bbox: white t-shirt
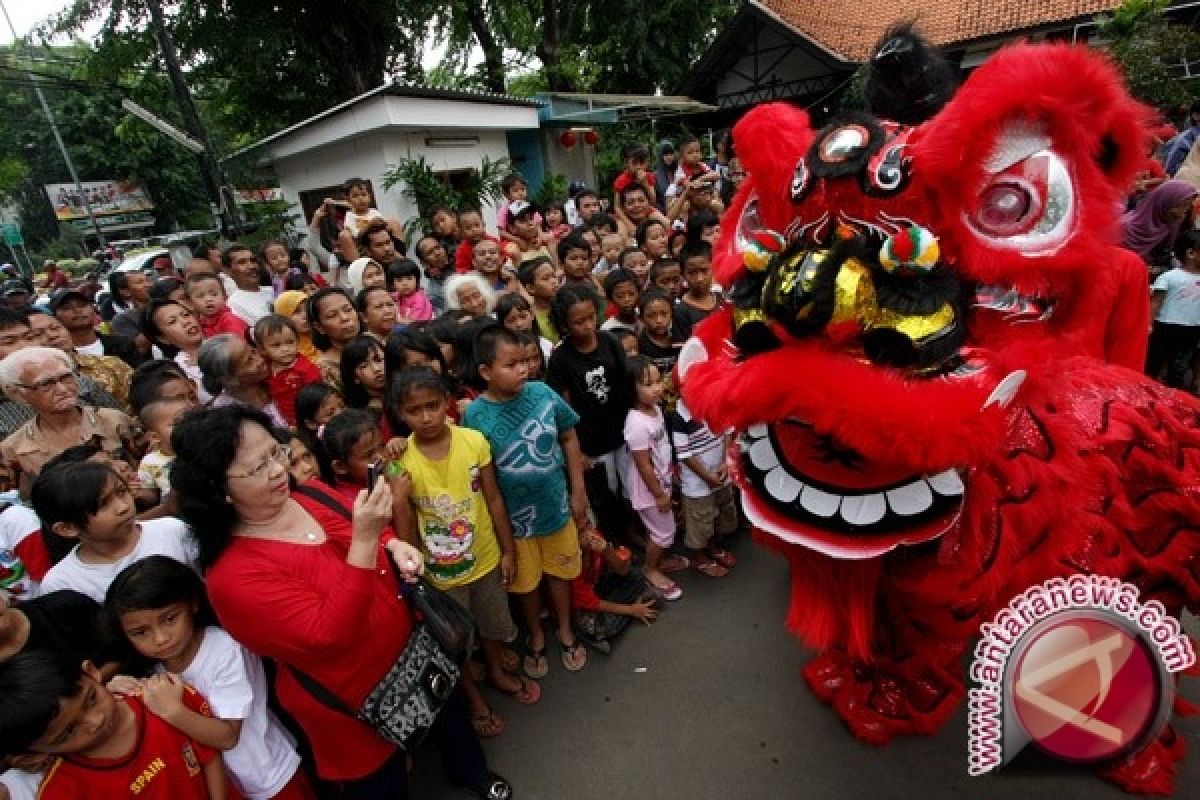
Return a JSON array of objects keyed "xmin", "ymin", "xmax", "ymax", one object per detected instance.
[
  {"xmin": 39, "ymin": 517, "xmax": 197, "ymax": 602},
  {"xmin": 226, "ymin": 287, "xmax": 275, "ymax": 326},
  {"xmin": 0, "ymin": 769, "xmax": 40, "ymax": 800},
  {"xmin": 75, "ymin": 340, "xmax": 105, "ymax": 357},
  {"xmin": 1152, "ymin": 267, "xmax": 1200, "ymax": 325},
  {"xmin": 166, "ymin": 627, "xmax": 301, "ymax": 800},
  {"xmin": 344, "ymin": 208, "xmax": 384, "ymax": 236}
]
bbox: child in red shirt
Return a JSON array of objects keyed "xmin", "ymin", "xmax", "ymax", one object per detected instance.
[
  {"xmin": 256, "ymin": 315, "xmax": 322, "ymax": 427},
  {"xmin": 0, "ymin": 650, "xmax": 235, "ymax": 799},
  {"xmin": 570, "ymin": 526, "xmax": 659, "ymax": 652},
  {"xmin": 454, "ymin": 209, "xmax": 501, "ymax": 274},
  {"xmin": 186, "ymin": 273, "xmax": 248, "ymax": 339}
]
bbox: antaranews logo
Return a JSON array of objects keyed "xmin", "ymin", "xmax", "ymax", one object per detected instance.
[{"xmin": 968, "ymin": 575, "xmax": 1195, "ymax": 776}]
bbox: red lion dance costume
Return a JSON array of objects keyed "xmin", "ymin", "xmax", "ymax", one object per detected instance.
[{"xmin": 677, "ymin": 29, "xmax": 1200, "ymax": 794}]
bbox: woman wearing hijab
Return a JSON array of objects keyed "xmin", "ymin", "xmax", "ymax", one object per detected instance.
[
  {"xmin": 653, "ymin": 140, "xmax": 677, "ymax": 212},
  {"xmin": 1121, "ymin": 179, "xmax": 1198, "ymax": 264}
]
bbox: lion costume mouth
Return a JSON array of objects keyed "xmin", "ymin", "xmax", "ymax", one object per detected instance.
[{"xmin": 737, "ymin": 420, "xmax": 965, "ymax": 559}]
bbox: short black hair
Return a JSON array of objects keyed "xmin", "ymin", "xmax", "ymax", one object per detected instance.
[
  {"xmin": 388, "ymin": 258, "xmax": 421, "ymax": 283},
  {"xmin": 474, "ymin": 323, "xmax": 522, "ymax": 369},
  {"xmin": 635, "ymin": 217, "xmax": 666, "ymax": 247},
  {"xmin": 306, "ymin": 287, "xmax": 356, "ymax": 351},
  {"xmin": 517, "ymin": 255, "xmax": 554, "ymax": 287},
  {"xmin": 384, "ymin": 327, "xmax": 449, "ymax": 378},
  {"xmin": 343, "ymin": 177, "xmax": 371, "ymax": 194},
  {"xmin": 587, "ymin": 213, "xmax": 618, "ymax": 235},
  {"xmin": 253, "ymin": 314, "xmax": 297, "ymax": 344},
  {"xmin": 129, "ymin": 360, "xmax": 190, "ymax": 419},
  {"xmin": 620, "ymin": 183, "xmax": 649, "ymax": 206},
  {"xmin": 493, "ymin": 292, "xmax": 534, "ymax": 328},
  {"xmin": 355, "ymin": 285, "xmax": 392, "ymax": 314},
  {"xmin": 500, "ymin": 173, "xmax": 528, "ymax": 194},
  {"xmin": 221, "ymin": 243, "xmax": 253, "ymax": 269},
  {"xmin": 549, "ymin": 283, "xmax": 601, "ymax": 338},
  {"xmin": 557, "ymin": 232, "xmax": 591, "ymax": 262},
  {"xmin": 623, "ymin": 143, "xmax": 649, "ymax": 161},
  {"xmin": 389, "ymin": 366, "xmax": 448, "ymax": 410},
  {"xmin": 149, "ymin": 277, "xmax": 183, "ymax": 302},
  {"xmin": 31, "ymin": 461, "xmax": 121, "ymax": 537},
  {"xmin": 639, "ymin": 286, "xmax": 673, "ymax": 315},
  {"xmin": 0, "ymin": 649, "xmax": 85, "ymax": 756},
  {"xmin": 648, "ymin": 258, "xmax": 681, "ymax": 284},
  {"xmin": 107, "ymin": 270, "xmax": 129, "ymax": 298},
  {"xmin": 0, "ymin": 306, "xmax": 29, "ymax": 331},
  {"xmin": 1174, "ymin": 228, "xmax": 1200, "ymax": 263},
  {"xmin": 680, "ymin": 239, "xmax": 713, "ymax": 268},
  {"xmin": 603, "ymin": 268, "xmax": 638, "ymax": 299},
  {"xmin": 575, "ymin": 188, "xmax": 598, "ymax": 205}
]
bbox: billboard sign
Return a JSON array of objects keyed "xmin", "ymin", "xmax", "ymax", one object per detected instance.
[{"xmin": 45, "ymin": 181, "xmax": 154, "ymax": 222}]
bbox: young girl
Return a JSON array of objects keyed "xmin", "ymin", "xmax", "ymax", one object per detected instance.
[
  {"xmin": 105, "ymin": 556, "xmax": 312, "ymax": 800},
  {"xmin": 357, "ymin": 286, "xmax": 399, "ymax": 340},
  {"xmin": 31, "ymin": 460, "xmax": 195, "ymax": 602},
  {"xmin": 513, "ymin": 330, "xmax": 546, "ymax": 381},
  {"xmin": 546, "ymin": 284, "xmax": 633, "ymax": 550},
  {"xmin": 601, "ymin": 268, "xmax": 641, "ymax": 333},
  {"xmin": 389, "ymin": 369, "xmax": 536, "ymax": 739},
  {"xmin": 307, "ymin": 287, "xmax": 363, "ymax": 388},
  {"xmin": 637, "ymin": 287, "xmax": 681, "ymax": 379},
  {"xmin": 294, "ymin": 382, "xmax": 344, "ymax": 482},
  {"xmin": 621, "ymin": 356, "xmax": 682, "ymax": 600},
  {"xmin": 635, "ymin": 218, "xmax": 670, "ymax": 262},
  {"xmin": 494, "ymin": 292, "xmax": 553, "ymax": 361},
  {"xmin": 273, "ymin": 290, "xmax": 319, "ymax": 360},
  {"xmin": 254, "ymin": 314, "xmax": 322, "ymax": 427},
  {"xmin": 542, "ymin": 203, "xmax": 570, "ymax": 241},
  {"xmin": 260, "ymin": 239, "xmax": 292, "ymax": 295},
  {"xmin": 278, "ymin": 429, "xmax": 319, "ymax": 487},
  {"xmin": 383, "ymin": 327, "xmax": 475, "ymax": 426},
  {"xmin": 618, "ymin": 246, "xmax": 651, "ymax": 290},
  {"xmin": 390, "ymin": 259, "xmax": 434, "ymax": 325},
  {"xmin": 339, "ymin": 335, "xmax": 388, "ymax": 420}
]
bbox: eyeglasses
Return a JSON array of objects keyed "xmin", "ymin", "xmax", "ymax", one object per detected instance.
[
  {"xmin": 16, "ymin": 371, "xmax": 77, "ymax": 392},
  {"xmin": 226, "ymin": 444, "xmax": 291, "ymax": 480}
]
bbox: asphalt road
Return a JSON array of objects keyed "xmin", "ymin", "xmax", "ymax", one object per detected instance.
[{"xmin": 412, "ymin": 533, "xmax": 1200, "ymax": 800}]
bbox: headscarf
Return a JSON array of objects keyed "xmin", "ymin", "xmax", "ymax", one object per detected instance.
[
  {"xmin": 345, "ymin": 257, "xmax": 381, "ymax": 294},
  {"xmin": 1121, "ymin": 179, "xmax": 1198, "ymax": 258},
  {"xmin": 273, "ymin": 290, "xmax": 318, "ymax": 360}
]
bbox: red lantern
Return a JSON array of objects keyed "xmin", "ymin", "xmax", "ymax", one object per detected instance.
[
  {"xmin": 584, "ymin": 129, "xmax": 599, "ymax": 146},
  {"xmin": 559, "ymin": 130, "xmax": 577, "ymax": 148}
]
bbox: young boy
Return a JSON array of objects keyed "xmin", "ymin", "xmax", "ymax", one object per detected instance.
[
  {"xmin": 495, "ymin": 173, "xmax": 542, "ymax": 240},
  {"xmin": 673, "ymin": 240, "xmax": 722, "ymax": 340},
  {"xmin": 335, "ymin": 178, "xmax": 404, "ymax": 264},
  {"xmin": 648, "ymin": 258, "xmax": 684, "ymax": 302},
  {"xmin": 136, "ymin": 397, "xmax": 194, "ymax": 506},
  {"xmin": 0, "ymin": 650, "xmax": 232, "ymax": 799},
  {"xmin": 557, "ymin": 233, "xmax": 595, "ymax": 289},
  {"xmin": 185, "ymin": 273, "xmax": 247, "ymax": 339},
  {"xmin": 463, "ymin": 325, "xmax": 591, "ymax": 674},
  {"xmin": 518, "ymin": 256, "xmax": 560, "ymax": 343},
  {"xmin": 255, "ymin": 315, "xmax": 322, "ymax": 426},
  {"xmin": 601, "ymin": 268, "xmax": 641, "ymax": 334},
  {"xmin": 1147, "ymin": 228, "xmax": 1200, "ymax": 389},
  {"xmin": 454, "ymin": 208, "xmax": 500, "ymax": 274},
  {"xmin": 571, "ymin": 527, "xmax": 659, "ymax": 652},
  {"xmin": 612, "ymin": 143, "xmax": 656, "ymax": 201},
  {"xmin": 668, "ymin": 395, "xmax": 739, "ymax": 578},
  {"xmin": 429, "ymin": 205, "xmax": 461, "ymax": 265}
]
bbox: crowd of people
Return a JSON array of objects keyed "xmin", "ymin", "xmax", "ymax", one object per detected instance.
[{"xmin": 0, "ymin": 136, "xmax": 748, "ymax": 800}]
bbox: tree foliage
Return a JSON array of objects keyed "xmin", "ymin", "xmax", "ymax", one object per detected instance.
[{"xmin": 1096, "ymin": 0, "xmax": 1200, "ymax": 109}]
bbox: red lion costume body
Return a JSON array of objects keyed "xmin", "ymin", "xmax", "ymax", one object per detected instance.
[{"xmin": 678, "ymin": 34, "xmax": 1200, "ymax": 794}]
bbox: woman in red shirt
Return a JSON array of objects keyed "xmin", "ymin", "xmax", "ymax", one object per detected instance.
[{"xmin": 169, "ymin": 405, "xmax": 512, "ymax": 800}]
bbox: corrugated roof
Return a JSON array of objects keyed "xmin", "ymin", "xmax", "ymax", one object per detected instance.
[
  {"xmin": 755, "ymin": 0, "xmax": 1123, "ymax": 62},
  {"xmin": 227, "ymin": 82, "xmax": 542, "ymax": 161}
]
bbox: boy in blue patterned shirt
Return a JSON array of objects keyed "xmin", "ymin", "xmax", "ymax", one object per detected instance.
[{"xmin": 463, "ymin": 324, "xmax": 592, "ymax": 674}]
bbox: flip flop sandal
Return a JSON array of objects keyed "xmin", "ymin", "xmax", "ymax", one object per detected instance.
[
  {"xmin": 470, "ymin": 710, "xmax": 505, "ymax": 738},
  {"xmin": 491, "ymin": 674, "xmax": 542, "ymax": 705},
  {"xmin": 645, "ymin": 577, "xmax": 683, "ymax": 601},
  {"xmin": 693, "ymin": 558, "xmax": 730, "ymax": 578},
  {"xmin": 522, "ymin": 639, "xmax": 549, "ymax": 679},
  {"xmin": 707, "ymin": 547, "xmax": 737, "ymax": 568},
  {"xmin": 660, "ymin": 554, "xmax": 691, "ymax": 573},
  {"xmin": 558, "ymin": 635, "xmax": 588, "ymax": 671}
]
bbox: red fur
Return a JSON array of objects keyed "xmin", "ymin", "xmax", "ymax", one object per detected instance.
[{"xmin": 686, "ymin": 41, "xmax": 1197, "ymax": 795}]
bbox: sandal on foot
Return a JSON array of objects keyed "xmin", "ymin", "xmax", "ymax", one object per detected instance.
[
  {"xmin": 660, "ymin": 554, "xmax": 691, "ymax": 573},
  {"xmin": 470, "ymin": 710, "xmax": 505, "ymax": 738},
  {"xmin": 693, "ymin": 557, "xmax": 730, "ymax": 578},
  {"xmin": 471, "ymin": 771, "xmax": 513, "ymax": 800},
  {"xmin": 491, "ymin": 674, "xmax": 541, "ymax": 705},
  {"xmin": 558, "ymin": 635, "xmax": 588, "ymax": 671},
  {"xmin": 707, "ymin": 547, "xmax": 737, "ymax": 568},
  {"xmin": 646, "ymin": 577, "xmax": 683, "ymax": 601},
  {"xmin": 522, "ymin": 639, "xmax": 549, "ymax": 679}
]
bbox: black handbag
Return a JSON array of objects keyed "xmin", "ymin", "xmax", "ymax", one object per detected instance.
[{"xmin": 289, "ymin": 483, "xmax": 476, "ymax": 750}]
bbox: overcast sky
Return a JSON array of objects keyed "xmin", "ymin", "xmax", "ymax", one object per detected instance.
[{"xmin": 0, "ymin": 0, "xmax": 82, "ymax": 45}]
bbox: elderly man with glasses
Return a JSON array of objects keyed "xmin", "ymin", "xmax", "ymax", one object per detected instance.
[{"xmin": 0, "ymin": 346, "xmax": 134, "ymax": 497}]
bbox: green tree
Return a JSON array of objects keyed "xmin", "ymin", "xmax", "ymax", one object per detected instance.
[{"xmin": 1096, "ymin": 0, "xmax": 1200, "ymax": 108}]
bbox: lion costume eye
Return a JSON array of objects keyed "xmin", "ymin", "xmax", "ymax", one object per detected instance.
[{"xmin": 966, "ymin": 124, "xmax": 1075, "ymax": 256}]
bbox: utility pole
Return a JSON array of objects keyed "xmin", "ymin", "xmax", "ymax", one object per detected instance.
[
  {"xmin": 146, "ymin": 0, "xmax": 235, "ymax": 237},
  {"xmin": 0, "ymin": 0, "xmax": 108, "ymax": 249}
]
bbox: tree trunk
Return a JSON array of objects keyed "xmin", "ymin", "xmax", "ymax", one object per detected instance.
[
  {"xmin": 536, "ymin": 0, "xmax": 576, "ymax": 92},
  {"xmin": 464, "ymin": 0, "xmax": 506, "ymax": 93}
]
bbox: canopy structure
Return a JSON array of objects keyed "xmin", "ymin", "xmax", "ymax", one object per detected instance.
[{"xmin": 537, "ymin": 92, "xmax": 717, "ymax": 125}]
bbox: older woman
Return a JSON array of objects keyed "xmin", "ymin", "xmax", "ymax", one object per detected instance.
[
  {"xmin": 307, "ymin": 287, "xmax": 363, "ymax": 388},
  {"xmin": 197, "ymin": 333, "xmax": 287, "ymax": 428},
  {"xmin": 170, "ymin": 406, "xmax": 510, "ymax": 799},
  {"xmin": 141, "ymin": 297, "xmax": 209, "ymax": 403},
  {"xmin": 0, "ymin": 346, "xmax": 134, "ymax": 497},
  {"xmin": 443, "ymin": 273, "xmax": 495, "ymax": 319}
]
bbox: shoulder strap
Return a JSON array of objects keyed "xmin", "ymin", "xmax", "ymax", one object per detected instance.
[
  {"xmin": 287, "ymin": 664, "xmax": 360, "ymax": 717},
  {"xmin": 293, "ymin": 483, "xmax": 352, "ymax": 521}
]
